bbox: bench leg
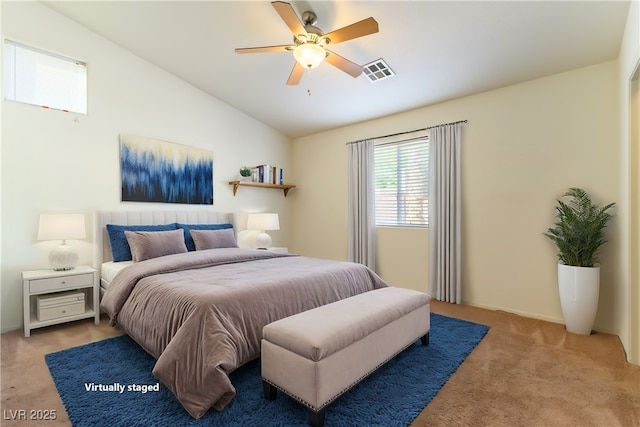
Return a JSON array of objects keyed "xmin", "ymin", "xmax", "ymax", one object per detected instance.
[
  {"xmin": 421, "ymin": 332, "xmax": 430, "ymax": 346},
  {"xmin": 263, "ymin": 380, "xmax": 277, "ymax": 401},
  {"xmin": 309, "ymin": 408, "xmax": 325, "ymax": 427}
]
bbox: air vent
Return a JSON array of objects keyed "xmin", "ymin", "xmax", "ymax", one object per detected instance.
[{"xmin": 363, "ymin": 58, "xmax": 395, "ymax": 83}]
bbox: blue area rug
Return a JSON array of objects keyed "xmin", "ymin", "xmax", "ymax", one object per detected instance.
[{"xmin": 46, "ymin": 313, "xmax": 488, "ymax": 427}]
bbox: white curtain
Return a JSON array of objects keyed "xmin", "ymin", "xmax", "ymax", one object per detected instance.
[
  {"xmin": 428, "ymin": 123, "xmax": 462, "ymax": 303},
  {"xmin": 348, "ymin": 139, "xmax": 376, "ymax": 270}
]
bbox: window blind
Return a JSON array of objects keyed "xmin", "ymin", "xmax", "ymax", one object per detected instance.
[
  {"xmin": 374, "ymin": 137, "xmax": 429, "ymax": 227},
  {"xmin": 3, "ymin": 39, "xmax": 87, "ymax": 114}
]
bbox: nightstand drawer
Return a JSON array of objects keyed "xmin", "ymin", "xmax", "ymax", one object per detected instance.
[{"xmin": 29, "ymin": 273, "xmax": 93, "ymax": 293}]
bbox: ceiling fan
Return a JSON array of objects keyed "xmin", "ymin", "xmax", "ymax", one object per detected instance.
[{"xmin": 235, "ymin": 1, "xmax": 379, "ymax": 85}]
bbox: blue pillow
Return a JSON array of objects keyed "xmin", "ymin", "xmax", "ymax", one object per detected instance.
[
  {"xmin": 106, "ymin": 223, "xmax": 178, "ymax": 262},
  {"xmin": 177, "ymin": 223, "xmax": 234, "ymax": 251}
]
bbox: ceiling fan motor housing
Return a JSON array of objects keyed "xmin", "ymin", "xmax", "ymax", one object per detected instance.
[
  {"xmin": 301, "ymin": 11, "xmax": 324, "ymax": 37},
  {"xmin": 301, "ymin": 11, "xmax": 317, "ymax": 26}
]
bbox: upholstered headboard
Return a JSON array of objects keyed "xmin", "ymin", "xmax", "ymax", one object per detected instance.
[{"xmin": 94, "ymin": 210, "xmax": 236, "ymax": 265}]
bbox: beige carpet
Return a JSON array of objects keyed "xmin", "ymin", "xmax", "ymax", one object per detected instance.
[
  {"xmin": 1, "ymin": 301, "xmax": 638, "ymax": 427},
  {"xmin": 413, "ymin": 302, "xmax": 640, "ymax": 427}
]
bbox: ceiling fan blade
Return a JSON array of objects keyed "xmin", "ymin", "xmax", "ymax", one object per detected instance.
[
  {"xmin": 323, "ymin": 17, "xmax": 379, "ymax": 45},
  {"xmin": 235, "ymin": 45, "xmax": 292, "ymax": 54},
  {"xmin": 272, "ymin": 1, "xmax": 306, "ymax": 36},
  {"xmin": 325, "ymin": 50, "xmax": 363, "ymax": 78},
  {"xmin": 287, "ymin": 62, "xmax": 306, "ymax": 85}
]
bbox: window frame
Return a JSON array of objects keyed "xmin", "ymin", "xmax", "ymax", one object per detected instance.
[{"xmin": 3, "ymin": 39, "xmax": 87, "ymax": 114}]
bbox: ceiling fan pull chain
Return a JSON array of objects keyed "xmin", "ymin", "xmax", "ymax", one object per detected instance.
[{"xmin": 305, "ymin": 68, "xmax": 312, "ymax": 96}]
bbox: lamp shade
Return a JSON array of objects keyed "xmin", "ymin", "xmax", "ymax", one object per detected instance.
[
  {"xmin": 38, "ymin": 213, "xmax": 86, "ymax": 241},
  {"xmin": 246, "ymin": 213, "xmax": 280, "ymax": 232},
  {"xmin": 37, "ymin": 213, "xmax": 86, "ymax": 270},
  {"xmin": 246, "ymin": 213, "xmax": 280, "ymax": 249},
  {"xmin": 293, "ymin": 43, "xmax": 326, "ymax": 69}
]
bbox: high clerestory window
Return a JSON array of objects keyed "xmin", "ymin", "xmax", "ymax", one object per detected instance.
[
  {"xmin": 374, "ymin": 137, "xmax": 429, "ymax": 227},
  {"xmin": 3, "ymin": 39, "xmax": 87, "ymax": 114}
]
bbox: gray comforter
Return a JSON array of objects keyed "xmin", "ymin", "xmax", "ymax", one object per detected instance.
[{"xmin": 100, "ymin": 248, "xmax": 388, "ymax": 419}]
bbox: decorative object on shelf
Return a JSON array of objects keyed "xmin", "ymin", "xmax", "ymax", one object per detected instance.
[
  {"xmin": 239, "ymin": 166, "xmax": 252, "ymax": 181},
  {"xmin": 228, "ymin": 181, "xmax": 296, "ymax": 197},
  {"xmin": 120, "ymin": 134, "xmax": 213, "ymax": 205},
  {"xmin": 37, "ymin": 213, "xmax": 86, "ymax": 271},
  {"xmin": 247, "ymin": 213, "xmax": 280, "ymax": 249},
  {"xmin": 544, "ymin": 188, "xmax": 615, "ymax": 335}
]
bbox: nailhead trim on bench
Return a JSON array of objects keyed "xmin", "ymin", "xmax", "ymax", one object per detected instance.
[{"xmin": 262, "ymin": 331, "xmax": 429, "ymax": 413}]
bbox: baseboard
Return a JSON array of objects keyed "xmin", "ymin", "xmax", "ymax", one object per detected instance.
[
  {"xmin": 462, "ymin": 301, "xmax": 620, "ymax": 336},
  {"xmin": 462, "ymin": 301, "xmax": 564, "ymax": 324}
]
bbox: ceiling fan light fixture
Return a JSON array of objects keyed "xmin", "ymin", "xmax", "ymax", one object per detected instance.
[
  {"xmin": 293, "ymin": 43, "xmax": 326, "ymax": 69},
  {"xmin": 235, "ymin": 2, "xmax": 379, "ymax": 85}
]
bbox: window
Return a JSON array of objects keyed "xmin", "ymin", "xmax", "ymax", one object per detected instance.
[
  {"xmin": 374, "ymin": 137, "xmax": 429, "ymax": 227},
  {"xmin": 3, "ymin": 39, "xmax": 87, "ymax": 114}
]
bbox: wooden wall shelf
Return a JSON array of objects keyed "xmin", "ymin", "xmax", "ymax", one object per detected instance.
[{"xmin": 229, "ymin": 181, "xmax": 296, "ymax": 197}]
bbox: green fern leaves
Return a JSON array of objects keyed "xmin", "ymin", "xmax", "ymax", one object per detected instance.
[{"xmin": 544, "ymin": 188, "xmax": 615, "ymax": 267}]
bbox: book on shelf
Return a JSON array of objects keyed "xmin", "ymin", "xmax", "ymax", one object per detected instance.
[
  {"xmin": 253, "ymin": 164, "xmax": 285, "ymax": 185},
  {"xmin": 255, "ymin": 165, "xmax": 269, "ymax": 183},
  {"xmin": 266, "ymin": 165, "xmax": 273, "ymax": 184}
]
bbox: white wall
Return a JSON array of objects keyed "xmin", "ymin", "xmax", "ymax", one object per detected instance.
[
  {"xmin": 291, "ymin": 60, "xmax": 621, "ymax": 332},
  {"xmin": 0, "ymin": 2, "xmax": 293, "ymax": 332}
]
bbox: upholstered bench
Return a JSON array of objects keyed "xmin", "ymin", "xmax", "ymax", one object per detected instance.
[{"xmin": 261, "ymin": 286, "xmax": 431, "ymax": 427}]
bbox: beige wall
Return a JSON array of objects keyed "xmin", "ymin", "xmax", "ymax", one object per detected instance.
[{"xmin": 292, "ymin": 61, "xmax": 620, "ymax": 332}]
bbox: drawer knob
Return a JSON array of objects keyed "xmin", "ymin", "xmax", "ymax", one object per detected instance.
[{"xmin": 61, "ymin": 281, "xmax": 66, "ymax": 285}]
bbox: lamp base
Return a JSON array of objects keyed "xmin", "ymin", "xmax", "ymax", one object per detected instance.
[
  {"xmin": 255, "ymin": 232, "xmax": 272, "ymax": 249},
  {"xmin": 49, "ymin": 241, "xmax": 79, "ymax": 271}
]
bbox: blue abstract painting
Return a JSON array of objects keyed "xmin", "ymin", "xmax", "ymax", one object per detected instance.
[{"xmin": 120, "ymin": 135, "xmax": 214, "ymax": 205}]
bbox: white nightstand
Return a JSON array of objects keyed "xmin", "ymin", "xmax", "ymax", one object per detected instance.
[{"xmin": 22, "ymin": 265, "xmax": 99, "ymax": 337}]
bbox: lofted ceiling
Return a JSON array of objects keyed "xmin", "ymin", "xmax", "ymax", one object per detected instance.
[{"xmin": 42, "ymin": 1, "xmax": 630, "ymax": 138}]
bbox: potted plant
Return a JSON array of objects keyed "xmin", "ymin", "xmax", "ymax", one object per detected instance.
[
  {"xmin": 544, "ymin": 188, "xmax": 615, "ymax": 335},
  {"xmin": 239, "ymin": 166, "xmax": 252, "ymax": 181}
]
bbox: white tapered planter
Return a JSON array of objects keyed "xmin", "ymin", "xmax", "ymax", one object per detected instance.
[{"xmin": 557, "ymin": 263, "xmax": 600, "ymax": 335}]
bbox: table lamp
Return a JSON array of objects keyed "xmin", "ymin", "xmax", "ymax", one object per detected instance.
[
  {"xmin": 246, "ymin": 213, "xmax": 280, "ymax": 249},
  {"xmin": 37, "ymin": 213, "xmax": 86, "ymax": 270}
]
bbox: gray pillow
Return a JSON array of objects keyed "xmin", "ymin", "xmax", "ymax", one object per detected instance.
[
  {"xmin": 190, "ymin": 229, "xmax": 238, "ymax": 250},
  {"xmin": 124, "ymin": 229, "xmax": 188, "ymax": 262}
]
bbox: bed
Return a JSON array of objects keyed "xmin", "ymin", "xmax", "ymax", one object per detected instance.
[{"xmin": 96, "ymin": 210, "xmax": 389, "ymax": 419}]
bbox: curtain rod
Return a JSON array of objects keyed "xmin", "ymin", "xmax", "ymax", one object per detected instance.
[
  {"xmin": 346, "ymin": 120, "xmax": 467, "ymax": 145},
  {"xmin": 426, "ymin": 119, "xmax": 468, "ymax": 130}
]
